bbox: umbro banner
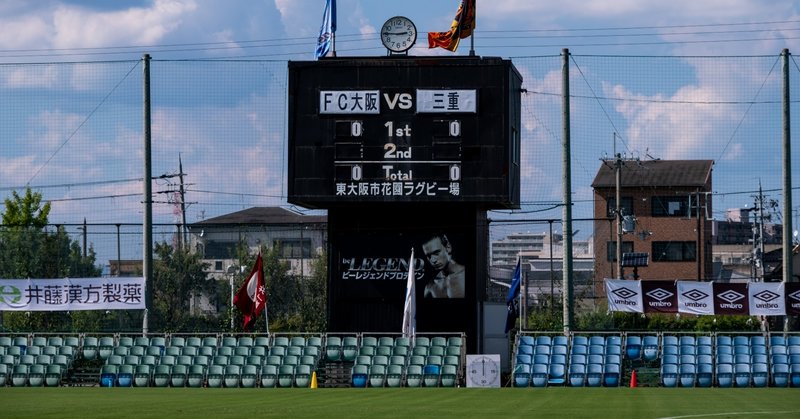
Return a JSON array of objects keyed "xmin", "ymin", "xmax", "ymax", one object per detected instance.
[
  {"xmin": 748, "ymin": 282, "xmax": 785, "ymax": 316},
  {"xmin": 786, "ymin": 282, "xmax": 800, "ymax": 316},
  {"xmin": 605, "ymin": 279, "xmax": 643, "ymax": 313},
  {"xmin": 605, "ymin": 279, "xmax": 790, "ymax": 316},
  {"xmin": 712, "ymin": 283, "xmax": 749, "ymax": 316},
  {"xmin": 641, "ymin": 280, "xmax": 677, "ymax": 313},
  {"xmin": 677, "ymin": 281, "xmax": 714, "ymax": 315}
]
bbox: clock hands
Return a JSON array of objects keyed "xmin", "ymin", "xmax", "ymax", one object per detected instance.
[{"xmin": 382, "ymin": 31, "xmax": 411, "ymax": 36}]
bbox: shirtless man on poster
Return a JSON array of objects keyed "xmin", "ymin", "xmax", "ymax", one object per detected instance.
[{"xmin": 421, "ymin": 234, "xmax": 465, "ymax": 298}]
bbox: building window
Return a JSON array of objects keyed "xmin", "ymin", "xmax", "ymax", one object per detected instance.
[
  {"xmin": 273, "ymin": 238, "xmax": 312, "ymax": 258},
  {"xmin": 606, "ymin": 241, "xmax": 633, "ymax": 261},
  {"xmin": 214, "ymin": 261, "xmax": 223, "ymax": 271},
  {"xmin": 606, "ymin": 197, "xmax": 633, "ymax": 218},
  {"xmin": 651, "ymin": 196, "xmax": 695, "ymax": 217},
  {"xmin": 652, "ymin": 241, "xmax": 696, "ymax": 262}
]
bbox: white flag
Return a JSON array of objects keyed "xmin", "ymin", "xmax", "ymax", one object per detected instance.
[
  {"xmin": 402, "ymin": 248, "xmax": 416, "ymax": 337},
  {"xmin": 605, "ymin": 279, "xmax": 643, "ymax": 313},
  {"xmin": 677, "ymin": 281, "xmax": 714, "ymax": 315},
  {"xmin": 748, "ymin": 282, "xmax": 786, "ymax": 316}
]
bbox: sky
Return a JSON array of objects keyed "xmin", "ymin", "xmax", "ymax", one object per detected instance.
[{"xmin": 1, "ymin": 0, "xmax": 800, "ymax": 264}]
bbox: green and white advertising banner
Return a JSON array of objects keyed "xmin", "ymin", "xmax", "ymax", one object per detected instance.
[{"xmin": 0, "ymin": 277, "xmax": 145, "ymax": 311}]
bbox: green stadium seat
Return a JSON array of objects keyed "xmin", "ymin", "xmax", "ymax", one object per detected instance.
[
  {"xmin": 282, "ymin": 355, "xmax": 298, "ymax": 366},
  {"xmin": 278, "ymin": 365, "xmax": 295, "ymax": 388},
  {"xmin": 171, "ymin": 364, "xmax": 188, "ymax": 387},
  {"xmin": 287, "ymin": 346, "xmax": 303, "ymax": 357},
  {"xmin": 250, "ymin": 346, "xmax": 267, "ymax": 358},
  {"xmin": 359, "ymin": 346, "xmax": 375, "ymax": 357},
  {"xmin": 52, "ymin": 354, "xmax": 69, "ymax": 369},
  {"xmin": 170, "ymin": 336, "xmax": 186, "ymax": 348},
  {"xmin": 117, "ymin": 364, "xmax": 134, "ymax": 387},
  {"xmin": 206, "ymin": 365, "xmax": 224, "ymax": 388},
  {"xmin": 46, "ymin": 336, "xmax": 63, "ymax": 347},
  {"xmin": 376, "ymin": 346, "xmax": 392, "ymax": 357},
  {"xmin": 193, "ymin": 355, "xmax": 210, "ymax": 367},
  {"xmin": 12, "ymin": 336, "xmax": 28, "ymax": 347},
  {"xmin": 202, "ymin": 336, "xmax": 218, "ymax": 348},
  {"xmin": 160, "ymin": 355, "xmax": 176, "ymax": 366},
  {"xmin": 146, "ymin": 345, "xmax": 163, "ymax": 358},
  {"xmin": 378, "ymin": 337, "xmax": 394, "ymax": 347},
  {"xmin": 134, "ymin": 364, "xmax": 151, "ymax": 387},
  {"xmin": 447, "ymin": 337, "xmax": 463, "ymax": 348},
  {"xmin": 216, "ymin": 346, "xmax": 233, "ymax": 357},
  {"xmin": 238, "ymin": 336, "xmax": 254, "ymax": 347},
  {"xmin": 361, "ymin": 337, "xmax": 378, "ymax": 348},
  {"xmin": 299, "ymin": 355, "xmax": 316, "ymax": 367},
  {"xmin": 0, "ymin": 364, "xmax": 8, "ymax": 387},
  {"xmin": 106, "ymin": 355, "xmax": 123, "ymax": 366},
  {"xmin": 234, "ymin": 346, "xmax": 250, "ymax": 357},
  {"xmin": 355, "ymin": 355, "xmax": 371, "ymax": 367},
  {"xmin": 294, "ymin": 364, "xmax": 312, "ymax": 387},
  {"xmin": 0, "ymin": 336, "xmax": 12, "ymax": 346},
  {"xmin": 303, "ymin": 346, "xmax": 320, "ymax": 361},
  {"xmin": 265, "ymin": 355, "xmax": 282, "ymax": 367},
  {"xmin": 187, "ymin": 364, "xmax": 206, "ymax": 388},
  {"xmin": 440, "ymin": 364, "xmax": 457, "ymax": 387},
  {"xmin": 342, "ymin": 337, "xmax": 358, "ymax": 362},
  {"xmin": 241, "ymin": 364, "xmax": 259, "ymax": 388},
  {"xmin": 224, "ymin": 364, "xmax": 241, "ymax": 388},
  {"xmin": 130, "ymin": 345, "xmax": 145, "ymax": 357},
  {"xmin": 32, "ymin": 336, "xmax": 47, "ymax": 347},
  {"xmin": 307, "ymin": 336, "xmax": 322, "ymax": 348},
  {"xmin": 443, "ymin": 355, "xmax": 459, "ymax": 366},
  {"xmin": 152, "ymin": 365, "xmax": 171, "ymax": 387},
  {"xmin": 28, "ymin": 364, "xmax": 45, "ymax": 387},
  {"xmin": 369, "ymin": 364, "xmax": 386, "ymax": 387},
  {"xmin": 198, "ymin": 346, "xmax": 215, "ymax": 358},
  {"xmin": 134, "ymin": 336, "xmax": 150, "ymax": 347},
  {"xmin": 186, "ymin": 337, "xmax": 202, "ymax": 348},
  {"xmin": 394, "ymin": 337, "xmax": 410, "ymax": 349},
  {"xmin": 182, "ymin": 346, "xmax": 198, "ymax": 357},
  {"xmin": 247, "ymin": 355, "xmax": 264, "ymax": 366},
  {"xmin": 229, "ymin": 355, "xmax": 246, "ymax": 366},
  {"xmin": 27, "ymin": 345, "xmax": 42, "ymax": 356},
  {"xmin": 12, "ymin": 364, "xmax": 29, "ymax": 386},
  {"xmin": 150, "ymin": 336, "xmax": 166, "ymax": 348},
  {"xmin": 431, "ymin": 337, "xmax": 447, "ymax": 347},
  {"xmin": 411, "ymin": 346, "xmax": 428, "ymax": 357},
  {"xmin": 35, "ymin": 354, "xmax": 52, "ymax": 365},
  {"xmin": 221, "ymin": 336, "xmax": 237, "ymax": 348},
  {"xmin": 164, "ymin": 346, "xmax": 181, "ymax": 357},
  {"xmin": 112, "ymin": 346, "xmax": 129, "ymax": 357},
  {"xmin": 211, "ymin": 355, "xmax": 228, "ymax": 366},
  {"xmin": 124, "ymin": 355, "xmax": 140, "ymax": 366},
  {"xmin": 260, "ymin": 364, "xmax": 278, "ymax": 388},
  {"xmin": 386, "ymin": 364, "xmax": 403, "ymax": 387},
  {"xmin": 64, "ymin": 336, "xmax": 80, "ymax": 349},
  {"xmin": 392, "ymin": 346, "xmax": 409, "ymax": 358},
  {"xmin": 290, "ymin": 337, "xmax": 305, "ymax": 347},
  {"xmin": 140, "ymin": 355, "xmax": 157, "ymax": 367},
  {"xmin": 273, "ymin": 336, "xmax": 289, "ymax": 348},
  {"xmin": 176, "ymin": 355, "xmax": 193, "ymax": 366},
  {"xmin": 446, "ymin": 346, "xmax": 461, "ymax": 357},
  {"xmin": 44, "ymin": 364, "xmax": 62, "ymax": 387},
  {"xmin": 118, "ymin": 336, "xmax": 134, "ymax": 348},
  {"xmin": 405, "ymin": 365, "xmax": 422, "ymax": 387},
  {"xmin": 97, "ymin": 337, "xmax": 115, "ymax": 361},
  {"xmin": 253, "ymin": 336, "xmax": 269, "ymax": 348}
]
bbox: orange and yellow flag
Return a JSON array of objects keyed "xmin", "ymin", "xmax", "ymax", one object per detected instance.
[{"xmin": 427, "ymin": 0, "xmax": 476, "ymax": 52}]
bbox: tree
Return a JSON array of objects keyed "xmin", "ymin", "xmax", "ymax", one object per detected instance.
[
  {"xmin": 151, "ymin": 242, "xmax": 213, "ymax": 331},
  {"xmin": 1, "ymin": 188, "xmax": 101, "ymax": 332}
]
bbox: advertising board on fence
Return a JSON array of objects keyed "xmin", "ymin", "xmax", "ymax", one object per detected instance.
[{"xmin": 0, "ymin": 277, "xmax": 145, "ymax": 311}]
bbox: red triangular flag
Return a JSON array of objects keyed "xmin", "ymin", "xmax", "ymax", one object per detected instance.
[{"xmin": 233, "ymin": 253, "xmax": 266, "ymax": 330}]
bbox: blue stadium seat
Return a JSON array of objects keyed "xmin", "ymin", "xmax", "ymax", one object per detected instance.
[
  {"xmin": 661, "ymin": 363, "xmax": 678, "ymax": 387},
  {"xmin": 678, "ymin": 364, "xmax": 695, "ymax": 387},
  {"xmin": 99, "ymin": 365, "xmax": 116, "ymax": 388},
  {"xmin": 548, "ymin": 362, "xmax": 567, "ymax": 385},
  {"xmin": 568, "ymin": 363, "xmax": 585, "ymax": 387},
  {"xmin": 624, "ymin": 335, "xmax": 642, "ymax": 360},
  {"xmin": 513, "ymin": 363, "xmax": 530, "ymax": 387},
  {"xmin": 751, "ymin": 363, "xmax": 768, "ymax": 388},
  {"xmin": 530, "ymin": 363, "xmax": 548, "ymax": 387},
  {"xmin": 422, "ymin": 364, "xmax": 440, "ymax": 387},
  {"xmin": 585, "ymin": 363, "xmax": 603, "ymax": 387},
  {"xmin": 790, "ymin": 364, "xmax": 800, "ymax": 388},
  {"xmin": 696, "ymin": 363, "xmax": 713, "ymax": 388},
  {"xmin": 733, "ymin": 363, "xmax": 750, "ymax": 387},
  {"xmin": 772, "ymin": 363, "xmax": 789, "ymax": 387}
]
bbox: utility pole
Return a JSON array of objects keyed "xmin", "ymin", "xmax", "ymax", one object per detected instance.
[
  {"xmin": 178, "ymin": 154, "xmax": 188, "ymax": 248},
  {"xmin": 561, "ymin": 48, "xmax": 574, "ymax": 333}
]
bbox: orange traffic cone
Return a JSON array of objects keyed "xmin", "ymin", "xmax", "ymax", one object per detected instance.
[
  {"xmin": 310, "ymin": 371, "xmax": 318, "ymax": 389},
  {"xmin": 629, "ymin": 369, "xmax": 637, "ymax": 388}
]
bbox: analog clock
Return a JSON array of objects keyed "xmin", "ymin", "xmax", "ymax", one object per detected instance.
[
  {"xmin": 381, "ymin": 16, "xmax": 417, "ymax": 54},
  {"xmin": 466, "ymin": 354, "xmax": 501, "ymax": 388}
]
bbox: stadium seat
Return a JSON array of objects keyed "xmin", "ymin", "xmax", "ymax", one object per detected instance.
[
  {"xmin": 260, "ymin": 364, "xmax": 278, "ymax": 388},
  {"xmin": 186, "ymin": 364, "xmax": 205, "ymax": 388},
  {"xmin": 28, "ymin": 364, "xmax": 45, "ymax": 387},
  {"xmin": 790, "ymin": 364, "xmax": 800, "ymax": 388},
  {"xmin": 278, "ymin": 364, "xmax": 295, "ymax": 388},
  {"xmin": 549, "ymin": 362, "xmax": 567, "ymax": 386},
  {"xmin": 386, "ymin": 364, "xmax": 404, "ymax": 388},
  {"xmin": 751, "ymin": 363, "xmax": 768, "ymax": 388},
  {"xmin": 203, "ymin": 336, "xmax": 219, "ymax": 348},
  {"xmin": 206, "ymin": 365, "xmax": 224, "ymax": 388},
  {"xmin": 234, "ymin": 346, "xmax": 250, "ymax": 358},
  {"xmin": 422, "ymin": 364, "xmax": 440, "ymax": 387},
  {"xmin": 240, "ymin": 364, "xmax": 259, "ymax": 388},
  {"xmin": 733, "ymin": 363, "xmax": 751, "ymax": 387},
  {"xmin": 393, "ymin": 346, "xmax": 410, "ymax": 358},
  {"xmin": 625, "ymin": 335, "xmax": 642, "ymax": 360},
  {"xmin": 772, "ymin": 363, "xmax": 789, "ymax": 387},
  {"xmin": 661, "ymin": 363, "xmax": 678, "ymax": 387},
  {"xmin": 513, "ymin": 363, "xmax": 531, "ymax": 387},
  {"xmin": 585, "ymin": 363, "xmax": 603, "ymax": 387},
  {"xmin": 170, "ymin": 364, "xmax": 187, "ymax": 387},
  {"xmin": 351, "ymin": 364, "xmax": 368, "ymax": 388},
  {"xmin": 116, "ymin": 364, "xmax": 134, "ymax": 387},
  {"xmin": 431, "ymin": 337, "xmax": 447, "ymax": 347},
  {"xmin": 571, "ymin": 336, "xmax": 588, "ymax": 347},
  {"xmin": 223, "ymin": 364, "xmax": 241, "ymax": 388},
  {"xmin": 325, "ymin": 336, "xmax": 342, "ymax": 361},
  {"xmin": 770, "ymin": 335, "xmax": 786, "ymax": 347},
  {"xmin": 291, "ymin": 364, "xmax": 311, "ymax": 388},
  {"xmin": 696, "ymin": 363, "xmax": 713, "ymax": 388},
  {"xmin": 152, "ymin": 364, "xmax": 171, "ymax": 387},
  {"xmin": 405, "ymin": 365, "xmax": 422, "ymax": 387},
  {"xmin": 221, "ymin": 336, "xmax": 237, "ymax": 348},
  {"xmin": 99, "ymin": 364, "xmax": 117, "ymax": 388},
  {"xmin": 362, "ymin": 336, "xmax": 378, "ymax": 348},
  {"xmin": 642, "ymin": 335, "xmax": 659, "ymax": 361},
  {"xmin": 678, "ymin": 364, "xmax": 695, "ymax": 387},
  {"xmin": 531, "ymin": 363, "xmax": 549, "ymax": 387},
  {"xmin": 237, "ymin": 336, "xmax": 254, "ymax": 348},
  {"xmin": 568, "ymin": 363, "xmax": 585, "ymax": 387},
  {"xmin": 519, "ymin": 335, "xmax": 535, "ymax": 347},
  {"xmin": 342, "ymin": 337, "xmax": 359, "ymax": 362},
  {"xmin": 134, "ymin": 364, "xmax": 152, "ymax": 387},
  {"xmin": 44, "ymin": 364, "xmax": 62, "ymax": 387},
  {"xmin": 440, "ymin": 364, "xmax": 457, "ymax": 387},
  {"xmin": 369, "ymin": 364, "xmax": 387, "ymax": 387}
]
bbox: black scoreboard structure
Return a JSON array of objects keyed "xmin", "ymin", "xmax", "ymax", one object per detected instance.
[{"xmin": 288, "ymin": 57, "xmax": 522, "ymax": 352}]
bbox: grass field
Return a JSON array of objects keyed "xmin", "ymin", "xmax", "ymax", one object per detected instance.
[{"xmin": 1, "ymin": 388, "xmax": 799, "ymax": 418}]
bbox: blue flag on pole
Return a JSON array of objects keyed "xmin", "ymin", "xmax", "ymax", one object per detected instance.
[
  {"xmin": 315, "ymin": 0, "xmax": 336, "ymax": 58},
  {"xmin": 504, "ymin": 259, "xmax": 521, "ymax": 333}
]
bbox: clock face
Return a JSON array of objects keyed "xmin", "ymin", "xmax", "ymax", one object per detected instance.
[
  {"xmin": 467, "ymin": 355, "xmax": 499, "ymax": 387},
  {"xmin": 381, "ymin": 16, "xmax": 417, "ymax": 53}
]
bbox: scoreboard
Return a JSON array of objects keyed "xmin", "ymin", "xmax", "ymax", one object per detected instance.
[{"xmin": 287, "ymin": 56, "xmax": 522, "ymax": 209}]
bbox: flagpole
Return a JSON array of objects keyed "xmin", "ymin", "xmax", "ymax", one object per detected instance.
[{"xmin": 469, "ymin": 0, "xmax": 475, "ymax": 57}]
